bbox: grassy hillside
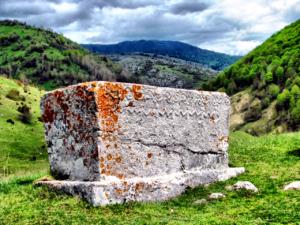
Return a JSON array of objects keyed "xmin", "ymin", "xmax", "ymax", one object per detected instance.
[
  {"xmin": 0, "ymin": 77, "xmax": 48, "ymax": 179},
  {"xmin": 0, "ymin": 131, "xmax": 299, "ymax": 224},
  {"xmin": 0, "ymin": 20, "xmax": 127, "ymax": 90},
  {"xmin": 205, "ymin": 19, "xmax": 300, "ymax": 134},
  {"xmin": 83, "ymin": 40, "xmax": 241, "ymax": 71}
]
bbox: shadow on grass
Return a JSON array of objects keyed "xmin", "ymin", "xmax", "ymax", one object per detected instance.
[{"xmin": 287, "ymin": 149, "xmax": 300, "ymax": 157}]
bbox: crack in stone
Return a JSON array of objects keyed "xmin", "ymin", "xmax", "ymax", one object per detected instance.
[{"xmin": 125, "ymin": 138, "xmax": 222, "ymax": 155}]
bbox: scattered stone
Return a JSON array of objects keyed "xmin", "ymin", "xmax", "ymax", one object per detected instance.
[
  {"xmin": 194, "ymin": 198, "xmax": 208, "ymax": 205},
  {"xmin": 283, "ymin": 181, "xmax": 300, "ymax": 191},
  {"xmin": 208, "ymin": 193, "xmax": 225, "ymax": 200},
  {"xmin": 6, "ymin": 119, "xmax": 14, "ymax": 124},
  {"xmin": 225, "ymin": 185, "xmax": 233, "ymax": 191},
  {"xmin": 38, "ymin": 81, "xmax": 244, "ymax": 206},
  {"xmin": 232, "ymin": 181, "xmax": 258, "ymax": 192}
]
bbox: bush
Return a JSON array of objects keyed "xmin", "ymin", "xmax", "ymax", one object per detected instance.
[
  {"xmin": 227, "ymin": 80, "xmax": 237, "ymax": 95},
  {"xmin": 291, "ymin": 99, "xmax": 300, "ymax": 124},
  {"xmin": 261, "ymin": 97, "xmax": 271, "ymax": 109},
  {"xmin": 276, "ymin": 66, "xmax": 284, "ymax": 79},
  {"xmin": 264, "ymin": 71, "xmax": 273, "ymax": 83},
  {"xmin": 268, "ymin": 84, "xmax": 280, "ymax": 98},
  {"xmin": 5, "ymin": 89, "xmax": 25, "ymax": 101},
  {"xmin": 17, "ymin": 105, "xmax": 32, "ymax": 124},
  {"xmin": 290, "ymin": 84, "xmax": 300, "ymax": 100},
  {"xmin": 277, "ymin": 89, "xmax": 290, "ymax": 109}
]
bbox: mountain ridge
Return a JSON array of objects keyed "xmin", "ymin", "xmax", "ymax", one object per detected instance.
[{"xmin": 82, "ymin": 40, "xmax": 241, "ymax": 71}]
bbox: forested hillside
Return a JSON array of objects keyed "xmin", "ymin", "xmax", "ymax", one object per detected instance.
[
  {"xmin": 205, "ymin": 19, "xmax": 300, "ymax": 133},
  {"xmin": 82, "ymin": 40, "xmax": 240, "ymax": 71},
  {"xmin": 0, "ymin": 20, "xmax": 128, "ymax": 90}
]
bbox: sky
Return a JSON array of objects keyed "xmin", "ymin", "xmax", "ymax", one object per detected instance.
[{"xmin": 0, "ymin": 0, "xmax": 299, "ymax": 55}]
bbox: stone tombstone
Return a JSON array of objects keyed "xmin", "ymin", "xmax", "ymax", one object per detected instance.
[{"xmin": 38, "ymin": 81, "xmax": 244, "ymax": 206}]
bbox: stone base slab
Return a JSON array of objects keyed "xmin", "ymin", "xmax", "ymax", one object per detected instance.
[{"xmin": 37, "ymin": 167, "xmax": 245, "ymax": 206}]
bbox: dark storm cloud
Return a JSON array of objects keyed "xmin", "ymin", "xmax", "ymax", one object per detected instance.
[
  {"xmin": 0, "ymin": 0, "xmax": 54, "ymax": 17},
  {"xmin": 170, "ymin": 1, "xmax": 210, "ymax": 15}
]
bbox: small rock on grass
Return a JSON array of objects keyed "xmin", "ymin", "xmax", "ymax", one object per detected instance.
[
  {"xmin": 231, "ymin": 181, "xmax": 258, "ymax": 192},
  {"xmin": 193, "ymin": 198, "xmax": 208, "ymax": 205},
  {"xmin": 208, "ymin": 193, "xmax": 225, "ymax": 200},
  {"xmin": 284, "ymin": 181, "xmax": 300, "ymax": 191}
]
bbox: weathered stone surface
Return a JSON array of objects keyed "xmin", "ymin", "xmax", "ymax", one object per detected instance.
[
  {"xmin": 39, "ymin": 81, "xmax": 244, "ymax": 206},
  {"xmin": 283, "ymin": 181, "xmax": 300, "ymax": 191},
  {"xmin": 232, "ymin": 181, "xmax": 258, "ymax": 192},
  {"xmin": 193, "ymin": 198, "xmax": 208, "ymax": 205},
  {"xmin": 208, "ymin": 193, "xmax": 225, "ymax": 200}
]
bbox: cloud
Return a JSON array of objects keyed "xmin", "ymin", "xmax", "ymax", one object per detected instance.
[
  {"xmin": 0, "ymin": 0, "xmax": 299, "ymax": 55},
  {"xmin": 170, "ymin": 1, "xmax": 210, "ymax": 15},
  {"xmin": 0, "ymin": 0, "xmax": 54, "ymax": 17}
]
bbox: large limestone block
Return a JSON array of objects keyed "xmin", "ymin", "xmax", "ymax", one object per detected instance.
[{"xmin": 39, "ymin": 81, "xmax": 244, "ymax": 206}]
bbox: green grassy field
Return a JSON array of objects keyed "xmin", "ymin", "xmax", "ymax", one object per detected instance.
[
  {"xmin": 0, "ymin": 77, "xmax": 48, "ymax": 179},
  {"xmin": 0, "ymin": 131, "xmax": 299, "ymax": 224}
]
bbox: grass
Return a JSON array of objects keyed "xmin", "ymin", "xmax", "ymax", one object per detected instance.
[
  {"xmin": 0, "ymin": 131, "xmax": 299, "ymax": 224},
  {"xmin": 0, "ymin": 77, "xmax": 48, "ymax": 179}
]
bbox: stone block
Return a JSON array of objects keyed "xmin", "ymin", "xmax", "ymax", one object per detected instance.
[{"xmin": 38, "ymin": 81, "xmax": 244, "ymax": 206}]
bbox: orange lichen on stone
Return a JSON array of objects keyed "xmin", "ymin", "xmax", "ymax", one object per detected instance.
[
  {"xmin": 96, "ymin": 82, "xmax": 128, "ymax": 133},
  {"xmin": 117, "ymin": 174, "xmax": 125, "ymax": 179},
  {"xmin": 107, "ymin": 154, "xmax": 113, "ymax": 160},
  {"xmin": 115, "ymin": 188, "xmax": 123, "ymax": 195},
  {"xmin": 131, "ymin": 84, "xmax": 143, "ymax": 100},
  {"xmin": 135, "ymin": 182, "xmax": 145, "ymax": 192},
  {"xmin": 42, "ymin": 98, "xmax": 56, "ymax": 123},
  {"xmin": 115, "ymin": 156, "xmax": 122, "ymax": 163}
]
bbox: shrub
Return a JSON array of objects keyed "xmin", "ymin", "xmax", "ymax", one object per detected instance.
[
  {"xmin": 264, "ymin": 71, "xmax": 273, "ymax": 83},
  {"xmin": 5, "ymin": 89, "xmax": 25, "ymax": 101},
  {"xmin": 261, "ymin": 97, "xmax": 271, "ymax": 109},
  {"xmin": 17, "ymin": 105, "xmax": 32, "ymax": 124},
  {"xmin": 268, "ymin": 84, "xmax": 280, "ymax": 98},
  {"xmin": 227, "ymin": 80, "xmax": 237, "ymax": 95},
  {"xmin": 275, "ymin": 66, "xmax": 284, "ymax": 80},
  {"xmin": 277, "ymin": 89, "xmax": 290, "ymax": 109},
  {"xmin": 291, "ymin": 99, "xmax": 300, "ymax": 124},
  {"xmin": 244, "ymin": 99, "xmax": 262, "ymax": 122},
  {"xmin": 290, "ymin": 84, "xmax": 300, "ymax": 100}
]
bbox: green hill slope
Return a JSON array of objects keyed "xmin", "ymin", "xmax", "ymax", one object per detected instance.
[
  {"xmin": 0, "ymin": 20, "xmax": 126, "ymax": 90},
  {"xmin": 205, "ymin": 19, "xmax": 300, "ymax": 134},
  {"xmin": 0, "ymin": 77, "xmax": 47, "ymax": 178}
]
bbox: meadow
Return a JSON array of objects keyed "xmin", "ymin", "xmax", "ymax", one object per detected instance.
[{"xmin": 0, "ymin": 129, "xmax": 299, "ymax": 224}]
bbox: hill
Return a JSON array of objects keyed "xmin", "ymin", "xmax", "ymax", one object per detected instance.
[
  {"xmin": 205, "ymin": 19, "xmax": 300, "ymax": 134},
  {"xmin": 0, "ymin": 77, "xmax": 47, "ymax": 178},
  {"xmin": 82, "ymin": 40, "xmax": 241, "ymax": 71},
  {"xmin": 0, "ymin": 20, "xmax": 128, "ymax": 90},
  {"xmin": 108, "ymin": 53, "xmax": 217, "ymax": 89}
]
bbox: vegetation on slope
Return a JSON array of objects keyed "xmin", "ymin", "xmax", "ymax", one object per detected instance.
[
  {"xmin": 109, "ymin": 53, "xmax": 217, "ymax": 89},
  {"xmin": 0, "ymin": 131, "xmax": 299, "ymax": 224},
  {"xmin": 0, "ymin": 20, "xmax": 128, "ymax": 90},
  {"xmin": 205, "ymin": 19, "xmax": 300, "ymax": 133},
  {"xmin": 0, "ymin": 77, "xmax": 47, "ymax": 179},
  {"xmin": 83, "ymin": 40, "xmax": 241, "ymax": 71}
]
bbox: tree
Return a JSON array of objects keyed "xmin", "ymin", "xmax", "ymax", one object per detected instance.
[
  {"xmin": 264, "ymin": 71, "xmax": 273, "ymax": 83},
  {"xmin": 291, "ymin": 99, "xmax": 300, "ymax": 124},
  {"xmin": 268, "ymin": 84, "xmax": 280, "ymax": 98},
  {"xmin": 275, "ymin": 66, "xmax": 284, "ymax": 80},
  {"xmin": 277, "ymin": 89, "xmax": 290, "ymax": 109}
]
